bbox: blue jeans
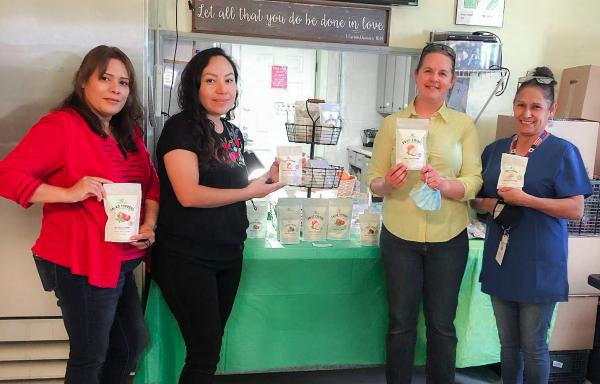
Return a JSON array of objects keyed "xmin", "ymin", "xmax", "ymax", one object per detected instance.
[
  {"xmin": 34, "ymin": 256, "xmax": 148, "ymax": 384},
  {"xmin": 380, "ymin": 226, "xmax": 468, "ymax": 384},
  {"xmin": 491, "ymin": 297, "xmax": 556, "ymax": 384}
]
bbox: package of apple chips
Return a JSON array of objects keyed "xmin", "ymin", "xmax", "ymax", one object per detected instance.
[
  {"xmin": 103, "ymin": 183, "xmax": 142, "ymax": 243},
  {"xmin": 302, "ymin": 198, "xmax": 328, "ymax": 241},
  {"xmin": 246, "ymin": 199, "xmax": 269, "ymax": 238},
  {"xmin": 396, "ymin": 118, "xmax": 429, "ymax": 171},
  {"xmin": 326, "ymin": 198, "xmax": 353, "ymax": 241},
  {"xmin": 359, "ymin": 211, "xmax": 381, "ymax": 246}
]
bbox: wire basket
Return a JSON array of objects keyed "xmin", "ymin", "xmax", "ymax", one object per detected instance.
[
  {"xmin": 549, "ymin": 350, "xmax": 590, "ymax": 383},
  {"xmin": 287, "ymin": 165, "xmax": 343, "ymax": 189},
  {"xmin": 568, "ymin": 179, "xmax": 600, "ymax": 236},
  {"xmin": 285, "ymin": 123, "xmax": 342, "ymax": 145}
]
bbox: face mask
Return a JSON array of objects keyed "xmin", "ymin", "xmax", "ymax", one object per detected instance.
[{"xmin": 409, "ymin": 182, "xmax": 441, "ymax": 211}]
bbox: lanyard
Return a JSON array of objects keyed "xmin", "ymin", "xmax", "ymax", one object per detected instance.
[{"xmin": 510, "ymin": 130, "xmax": 549, "ymax": 157}]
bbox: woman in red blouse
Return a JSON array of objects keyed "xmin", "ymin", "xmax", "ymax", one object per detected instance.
[{"xmin": 0, "ymin": 45, "xmax": 159, "ymax": 384}]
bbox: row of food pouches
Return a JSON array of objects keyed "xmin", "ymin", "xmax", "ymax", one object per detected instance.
[{"xmin": 246, "ymin": 198, "xmax": 381, "ymax": 246}]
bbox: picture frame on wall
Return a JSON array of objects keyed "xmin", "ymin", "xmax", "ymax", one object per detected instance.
[{"xmin": 455, "ymin": 0, "xmax": 505, "ymax": 28}]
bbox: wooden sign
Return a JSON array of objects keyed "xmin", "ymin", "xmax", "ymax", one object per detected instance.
[{"xmin": 192, "ymin": 0, "xmax": 390, "ymax": 46}]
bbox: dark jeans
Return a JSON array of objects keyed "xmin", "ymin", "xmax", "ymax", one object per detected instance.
[
  {"xmin": 34, "ymin": 256, "xmax": 148, "ymax": 384},
  {"xmin": 492, "ymin": 297, "xmax": 556, "ymax": 384},
  {"xmin": 151, "ymin": 244, "xmax": 243, "ymax": 384},
  {"xmin": 380, "ymin": 226, "xmax": 468, "ymax": 384}
]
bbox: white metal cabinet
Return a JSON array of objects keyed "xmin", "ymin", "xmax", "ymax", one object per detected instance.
[
  {"xmin": 376, "ymin": 55, "xmax": 413, "ymax": 115},
  {"xmin": 347, "ymin": 147, "xmax": 372, "ymax": 194}
]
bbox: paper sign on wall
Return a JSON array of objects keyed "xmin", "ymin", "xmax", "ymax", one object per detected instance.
[{"xmin": 271, "ymin": 65, "xmax": 288, "ymax": 89}]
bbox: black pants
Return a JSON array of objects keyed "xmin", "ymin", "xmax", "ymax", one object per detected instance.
[
  {"xmin": 380, "ymin": 227, "xmax": 468, "ymax": 384},
  {"xmin": 151, "ymin": 244, "xmax": 243, "ymax": 384},
  {"xmin": 34, "ymin": 256, "xmax": 147, "ymax": 384}
]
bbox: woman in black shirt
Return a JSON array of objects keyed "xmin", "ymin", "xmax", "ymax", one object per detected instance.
[{"xmin": 152, "ymin": 47, "xmax": 284, "ymax": 384}]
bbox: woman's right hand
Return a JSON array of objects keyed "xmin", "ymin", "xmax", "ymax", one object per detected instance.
[
  {"xmin": 245, "ymin": 177, "xmax": 285, "ymax": 199},
  {"xmin": 65, "ymin": 176, "xmax": 113, "ymax": 203},
  {"xmin": 384, "ymin": 163, "xmax": 409, "ymax": 190}
]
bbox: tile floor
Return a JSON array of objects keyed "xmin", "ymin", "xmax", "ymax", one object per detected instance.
[{"xmin": 214, "ymin": 366, "xmax": 501, "ymax": 384}]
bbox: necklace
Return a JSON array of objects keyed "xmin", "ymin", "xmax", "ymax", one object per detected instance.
[{"xmin": 510, "ymin": 130, "xmax": 549, "ymax": 157}]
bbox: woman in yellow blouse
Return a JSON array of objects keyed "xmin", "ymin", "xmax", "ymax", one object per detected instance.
[{"xmin": 368, "ymin": 43, "xmax": 482, "ymax": 384}]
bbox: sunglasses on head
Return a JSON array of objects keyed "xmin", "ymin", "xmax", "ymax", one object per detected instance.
[
  {"xmin": 517, "ymin": 75, "xmax": 554, "ymax": 85},
  {"xmin": 423, "ymin": 43, "xmax": 456, "ymax": 60}
]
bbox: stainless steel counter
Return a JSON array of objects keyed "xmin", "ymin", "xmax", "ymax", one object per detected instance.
[
  {"xmin": 347, "ymin": 145, "xmax": 373, "ymax": 158},
  {"xmin": 347, "ymin": 146, "xmax": 373, "ymax": 193}
]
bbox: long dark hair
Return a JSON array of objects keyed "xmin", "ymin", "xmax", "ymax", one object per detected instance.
[
  {"xmin": 178, "ymin": 47, "xmax": 239, "ymax": 165},
  {"xmin": 61, "ymin": 45, "xmax": 142, "ymax": 152},
  {"xmin": 515, "ymin": 66, "xmax": 557, "ymax": 106}
]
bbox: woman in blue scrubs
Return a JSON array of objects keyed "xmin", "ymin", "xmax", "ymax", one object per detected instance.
[{"xmin": 472, "ymin": 66, "xmax": 592, "ymax": 384}]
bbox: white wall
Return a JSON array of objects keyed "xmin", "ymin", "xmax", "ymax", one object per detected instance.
[
  {"xmin": 0, "ymin": 0, "xmax": 146, "ymax": 157},
  {"xmin": 322, "ymin": 52, "xmax": 383, "ymax": 168},
  {"xmin": 0, "ymin": 0, "xmax": 146, "ymax": 317},
  {"xmin": 387, "ymin": 0, "xmax": 600, "ymax": 147},
  {"xmin": 156, "ymin": 0, "xmax": 600, "ymax": 148}
]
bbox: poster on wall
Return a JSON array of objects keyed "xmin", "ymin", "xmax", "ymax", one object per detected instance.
[
  {"xmin": 455, "ymin": 0, "xmax": 505, "ymax": 28},
  {"xmin": 271, "ymin": 65, "xmax": 288, "ymax": 89},
  {"xmin": 192, "ymin": 0, "xmax": 390, "ymax": 46}
]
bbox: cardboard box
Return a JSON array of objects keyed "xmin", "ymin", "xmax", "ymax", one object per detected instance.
[
  {"xmin": 556, "ymin": 65, "xmax": 600, "ymax": 122},
  {"xmin": 567, "ymin": 237, "xmax": 600, "ymax": 295},
  {"xmin": 495, "ymin": 115, "xmax": 599, "ymax": 178},
  {"xmin": 549, "ymin": 296, "xmax": 597, "ymax": 351}
]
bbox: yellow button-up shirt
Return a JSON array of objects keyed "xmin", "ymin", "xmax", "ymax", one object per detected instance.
[{"xmin": 367, "ymin": 102, "xmax": 482, "ymax": 243}]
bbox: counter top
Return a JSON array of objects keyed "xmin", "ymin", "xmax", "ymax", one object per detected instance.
[{"xmin": 347, "ymin": 145, "xmax": 373, "ymax": 158}]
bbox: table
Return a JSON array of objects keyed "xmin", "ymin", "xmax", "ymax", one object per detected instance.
[{"xmin": 134, "ymin": 238, "xmax": 500, "ymax": 384}]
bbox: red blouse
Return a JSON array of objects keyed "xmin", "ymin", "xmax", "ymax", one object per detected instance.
[{"xmin": 0, "ymin": 108, "xmax": 159, "ymax": 288}]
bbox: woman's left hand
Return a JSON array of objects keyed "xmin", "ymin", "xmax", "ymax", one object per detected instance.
[
  {"xmin": 498, "ymin": 187, "xmax": 532, "ymax": 207},
  {"xmin": 419, "ymin": 164, "xmax": 444, "ymax": 190},
  {"xmin": 130, "ymin": 223, "xmax": 156, "ymax": 250}
]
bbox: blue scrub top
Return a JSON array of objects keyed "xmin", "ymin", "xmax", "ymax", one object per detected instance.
[{"xmin": 479, "ymin": 134, "xmax": 592, "ymax": 303}]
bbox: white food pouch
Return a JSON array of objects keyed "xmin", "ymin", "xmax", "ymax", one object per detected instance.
[
  {"xmin": 277, "ymin": 145, "xmax": 303, "ymax": 185},
  {"xmin": 318, "ymin": 103, "xmax": 341, "ymax": 128},
  {"xmin": 103, "ymin": 183, "xmax": 142, "ymax": 243},
  {"xmin": 396, "ymin": 118, "xmax": 429, "ymax": 170},
  {"xmin": 274, "ymin": 198, "xmax": 303, "ymax": 241},
  {"xmin": 278, "ymin": 203, "xmax": 302, "ymax": 245},
  {"xmin": 359, "ymin": 211, "xmax": 381, "ymax": 246},
  {"xmin": 497, "ymin": 153, "xmax": 528, "ymax": 189},
  {"xmin": 302, "ymin": 198, "xmax": 328, "ymax": 241},
  {"xmin": 246, "ymin": 199, "xmax": 269, "ymax": 238},
  {"xmin": 327, "ymin": 198, "xmax": 353, "ymax": 240}
]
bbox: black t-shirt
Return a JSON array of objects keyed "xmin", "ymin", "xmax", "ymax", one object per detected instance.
[{"xmin": 155, "ymin": 112, "xmax": 249, "ymax": 258}]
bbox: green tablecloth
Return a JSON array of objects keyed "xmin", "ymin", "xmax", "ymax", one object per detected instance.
[{"xmin": 135, "ymin": 238, "xmax": 500, "ymax": 384}]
